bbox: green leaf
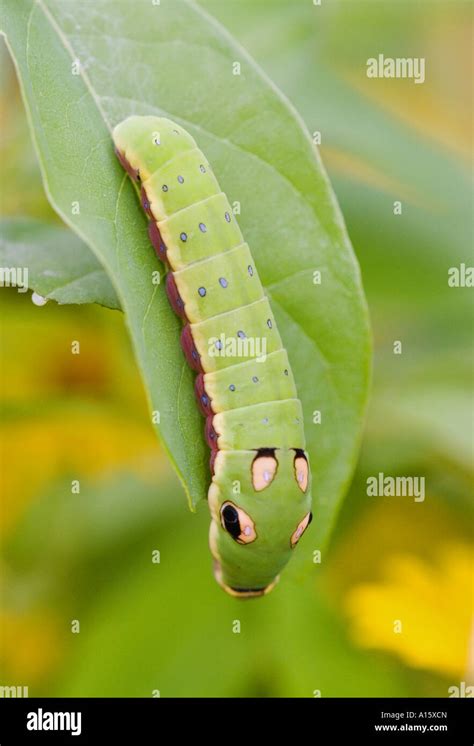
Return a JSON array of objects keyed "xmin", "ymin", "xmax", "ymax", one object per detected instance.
[
  {"xmin": 0, "ymin": 217, "xmax": 120, "ymax": 308},
  {"xmin": 1, "ymin": 0, "xmax": 371, "ymax": 537}
]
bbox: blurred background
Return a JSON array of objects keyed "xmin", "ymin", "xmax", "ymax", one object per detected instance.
[{"xmin": 0, "ymin": 0, "xmax": 472, "ymax": 697}]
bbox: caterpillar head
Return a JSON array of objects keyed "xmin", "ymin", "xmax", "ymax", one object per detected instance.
[{"xmin": 208, "ymin": 448, "xmax": 312, "ymax": 598}]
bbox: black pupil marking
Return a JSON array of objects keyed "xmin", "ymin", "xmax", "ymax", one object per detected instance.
[
  {"xmin": 229, "ymin": 384, "xmax": 236, "ymax": 391},
  {"xmin": 252, "ymin": 376, "xmax": 259, "ymax": 383},
  {"xmin": 178, "ymin": 175, "xmax": 184, "ymax": 183},
  {"xmin": 215, "ymin": 340, "xmax": 223, "ymax": 350},
  {"xmin": 248, "ymin": 265, "xmax": 253, "ymax": 276},
  {"xmin": 225, "ymin": 212, "xmax": 231, "ymax": 222},
  {"xmin": 222, "ymin": 505, "xmax": 241, "ymax": 539},
  {"xmin": 198, "ymin": 287, "xmax": 206, "ymax": 297},
  {"xmin": 284, "ymin": 369, "xmax": 289, "ymax": 375},
  {"xmin": 237, "ymin": 331, "xmax": 246, "ymax": 339},
  {"xmin": 180, "ymin": 232, "xmax": 187, "ymax": 241},
  {"xmin": 267, "ymin": 319, "xmax": 272, "ymax": 328},
  {"xmin": 219, "ymin": 277, "xmax": 228, "ymax": 288},
  {"xmin": 201, "ymin": 394, "xmax": 208, "ymax": 405},
  {"xmin": 200, "ymin": 165, "xmax": 206, "ymax": 173},
  {"xmin": 162, "ymin": 184, "xmax": 168, "ymax": 191},
  {"xmin": 199, "ymin": 223, "xmax": 207, "ymax": 232}
]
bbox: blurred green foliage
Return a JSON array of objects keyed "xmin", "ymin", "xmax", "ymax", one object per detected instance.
[{"xmin": 0, "ymin": 0, "xmax": 472, "ymax": 697}]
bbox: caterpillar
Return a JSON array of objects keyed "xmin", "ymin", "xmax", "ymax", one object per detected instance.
[{"xmin": 113, "ymin": 116, "xmax": 312, "ymax": 598}]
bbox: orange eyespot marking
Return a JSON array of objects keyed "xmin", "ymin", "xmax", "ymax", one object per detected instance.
[
  {"xmin": 220, "ymin": 501, "xmax": 257, "ymax": 545},
  {"xmin": 252, "ymin": 449, "xmax": 278, "ymax": 491},
  {"xmin": 294, "ymin": 449, "xmax": 309, "ymax": 492},
  {"xmin": 290, "ymin": 511, "xmax": 312, "ymax": 548}
]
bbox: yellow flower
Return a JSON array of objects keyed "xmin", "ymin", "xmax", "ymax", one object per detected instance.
[{"xmin": 346, "ymin": 544, "xmax": 473, "ymax": 679}]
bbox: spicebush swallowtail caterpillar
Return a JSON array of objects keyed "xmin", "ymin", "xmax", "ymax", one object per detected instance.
[{"xmin": 113, "ymin": 116, "xmax": 312, "ymax": 598}]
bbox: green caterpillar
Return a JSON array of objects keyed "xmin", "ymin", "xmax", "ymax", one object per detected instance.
[{"xmin": 113, "ymin": 116, "xmax": 312, "ymax": 598}]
